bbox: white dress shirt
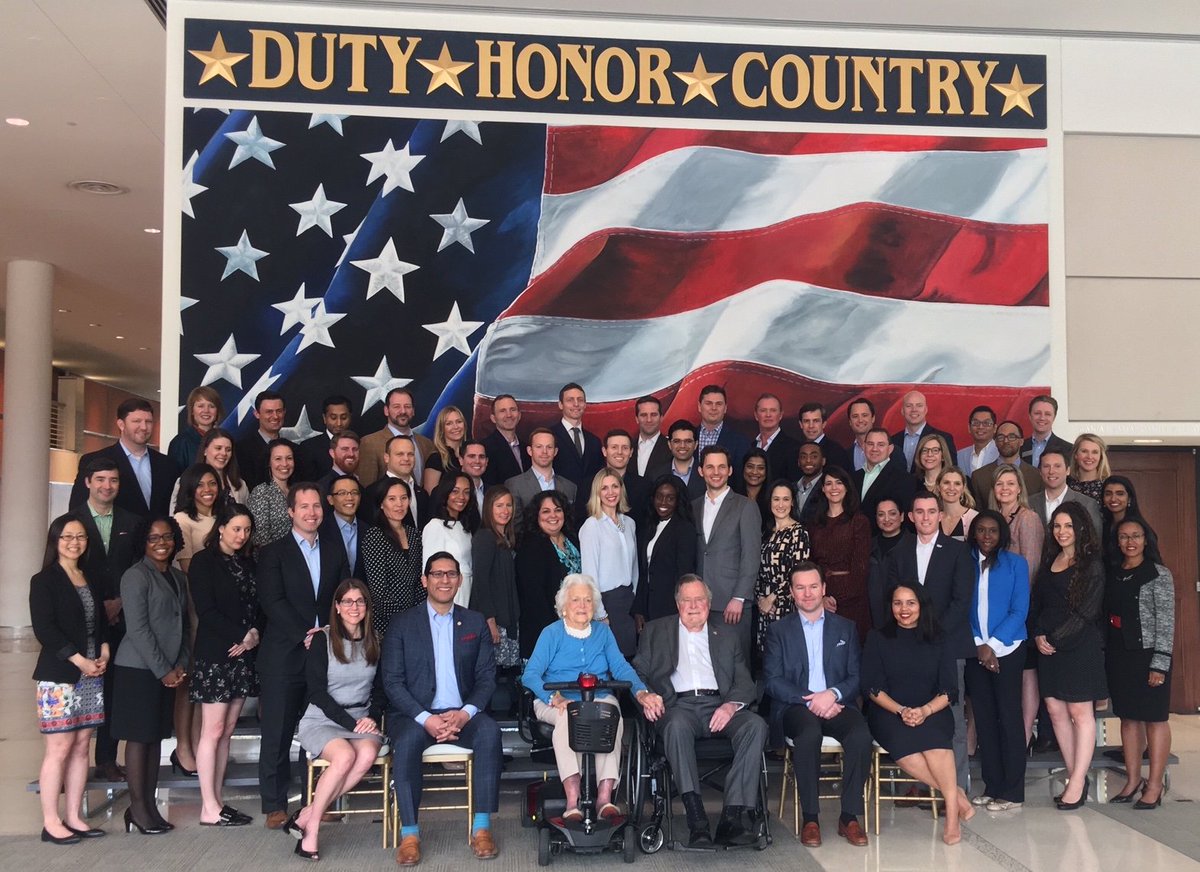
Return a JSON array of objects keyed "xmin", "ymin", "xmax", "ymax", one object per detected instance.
[
  {"xmin": 701, "ymin": 486, "xmax": 731, "ymax": 541},
  {"xmin": 637, "ymin": 434, "xmax": 661, "ymax": 476},
  {"xmin": 671, "ymin": 622, "xmax": 718, "ymax": 692},
  {"xmin": 915, "ymin": 535, "xmax": 936, "ymax": 585},
  {"xmin": 973, "ymin": 557, "xmax": 1020, "ymax": 657}
]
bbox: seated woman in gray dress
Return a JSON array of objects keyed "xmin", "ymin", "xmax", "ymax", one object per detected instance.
[{"xmin": 286, "ymin": 579, "xmax": 384, "ymax": 862}]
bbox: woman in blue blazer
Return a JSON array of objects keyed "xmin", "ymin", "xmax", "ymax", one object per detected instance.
[{"xmin": 962, "ymin": 510, "xmax": 1029, "ymax": 810}]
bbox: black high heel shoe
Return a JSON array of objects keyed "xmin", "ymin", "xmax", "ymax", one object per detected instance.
[
  {"xmin": 294, "ymin": 838, "xmax": 320, "ymax": 861},
  {"xmin": 124, "ymin": 809, "xmax": 168, "ymax": 835},
  {"xmin": 1109, "ymin": 779, "xmax": 1146, "ymax": 804},
  {"xmin": 169, "ymin": 750, "xmax": 198, "ymax": 777},
  {"xmin": 1056, "ymin": 776, "xmax": 1090, "ymax": 810},
  {"xmin": 282, "ymin": 811, "xmax": 304, "ymax": 840},
  {"xmin": 41, "ymin": 827, "xmax": 81, "ymax": 845},
  {"xmin": 1134, "ymin": 784, "xmax": 1163, "ymax": 810}
]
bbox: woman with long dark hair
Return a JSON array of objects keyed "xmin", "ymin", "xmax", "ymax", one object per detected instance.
[
  {"xmin": 807, "ymin": 466, "xmax": 871, "ymax": 642},
  {"xmin": 471, "ymin": 485, "xmax": 521, "ymax": 667},
  {"xmin": 173, "ymin": 463, "xmax": 221, "ymax": 574},
  {"xmin": 1030, "ymin": 502, "xmax": 1107, "ymax": 810},
  {"xmin": 1100, "ymin": 476, "xmax": 1158, "ymax": 568},
  {"xmin": 515, "ymin": 490, "xmax": 588, "ymax": 659},
  {"xmin": 736, "ymin": 448, "xmax": 772, "ymax": 523},
  {"xmin": 361, "ymin": 479, "xmax": 423, "ymax": 638},
  {"xmin": 754, "ymin": 479, "xmax": 811, "ymax": 655},
  {"xmin": 31, "ymin": 514, "xmax": 110, "ymax": 843},
  {"xmin": 248, "ymin": 438, "xmax": 298, "ymax": 547},
  {"xmin": 634, "ymin": 475, "xmax": 697, "ymax": 626},
  {"xmin": 422, "ymin": 472, "xmax": 480, "ymax": 607}
]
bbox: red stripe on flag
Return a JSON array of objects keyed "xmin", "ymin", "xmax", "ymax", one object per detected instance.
[
  {"xmin": 545, "ymin": 127, "xmax": 1046, "ymax": 194},
  {"xmin": 505, "ymin": 205, "xmax": 1047, "ymax": 321}
]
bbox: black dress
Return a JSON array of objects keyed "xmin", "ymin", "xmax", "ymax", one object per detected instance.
[
  {"xmin": 190, "ymin": 551, "xmax": 261, "ymax": 703},
  {"xmin": 862, "ymin": 627, "xmax": 957, "ymax": 758},
  {"xmin": 1030, "ymin": 563, "xmax": 1107, "ymax": 702},
  {"xmin": 1105, "ymin": 562, "xmax": 1172, "ymax": 722},
  {"xmin": 360, "ymin": 525, "xmax": 423, "ymax": 639}
]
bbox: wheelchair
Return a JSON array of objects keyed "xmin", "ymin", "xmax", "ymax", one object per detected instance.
[{"xmin": 628, "ymin": 709, "xmax": 773, "ymax": 853}]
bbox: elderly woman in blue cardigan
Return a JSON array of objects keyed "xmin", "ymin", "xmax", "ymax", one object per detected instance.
[
  {"xmin": 522, "ymin": 574, "xmax": 652, "ymax": 821},
  {"xmin": 962, "ymin": 510, "xmax": 1030, "ymax": 811}
]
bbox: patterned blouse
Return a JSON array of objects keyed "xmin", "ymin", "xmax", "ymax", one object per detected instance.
[{"xmin": 248, "ymin": 482, "xmax": 292, "ymax": 547}]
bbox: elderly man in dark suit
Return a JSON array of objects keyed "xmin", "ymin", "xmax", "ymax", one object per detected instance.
[
  {"xmin": 481, "ymin": 394, "xmax": 530, "ymax": 486},
  {"xmin": 884, "ymin": 492, "xmax": 975, "ymax": 789},
  {"xmin": 69, "ymin": 398, "xmax": 178, "ymax": 517},
  {"xmin": 765, "ymin": 562, "xmax": 872, "ymax": 848},
  {"xmin": 634, "ymin": 575, "xmax": 768, "ymax": 848},
  {"xmin": 383, "ymin": 552, "xmax": 502, "ymax": 866},
  {"xmin": 692, "ymin": 445, "xmax": 762, "ymax": 660},
  {"xmin": 255, "ymin": 483, "xmax": 350, "ymax": 828},
  {"xmin": 753, "ymin": 393, "xmax": 800, "ymax": 482}
]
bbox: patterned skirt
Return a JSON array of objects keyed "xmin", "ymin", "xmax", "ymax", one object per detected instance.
[
  {"xmin": 190, "ymin": 654, "xmax": 260, "ymax": 703},
  {"xmin": 36, "ymin": 676, "xmax": 105, "ymax": 734}
]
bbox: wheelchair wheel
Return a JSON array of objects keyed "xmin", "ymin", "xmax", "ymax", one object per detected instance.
[
  {"xmin": 537, "ymin": 826, "xmax": 551, "ymax": 866},
  {"xmin": 639, "ymin": 823, "xmax": 664, "ymax": 854},
  {"xmin": 623, "ymin": 823, "xmax": 637, "ymax": 863}
]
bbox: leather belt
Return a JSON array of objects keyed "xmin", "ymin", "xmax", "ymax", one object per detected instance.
[{"xmin": 682, "ymin": 689, "xmax": 720, "ymax": 696}]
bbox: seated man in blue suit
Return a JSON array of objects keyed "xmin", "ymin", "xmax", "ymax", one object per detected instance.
[
  {"xmin": 764, "ymin": 561, "xmax": 872, "ymax": 849},
  {"xmin": 382, "ymin": 552, "xmax": 502, "ymax": 866}
]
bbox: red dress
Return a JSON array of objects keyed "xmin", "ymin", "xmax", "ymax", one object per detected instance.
[{"xmin": 808, "ymin": 511, "xmax": 872, "ymax": 644}]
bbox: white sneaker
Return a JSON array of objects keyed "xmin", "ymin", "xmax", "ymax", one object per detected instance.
[
  {"xmin": 970, "ymin": 795, "xmax": 993, "ymax": 806},
  {"xmin": 986, "ymin": 800, "xmax": 1022, "ymax": 811}
]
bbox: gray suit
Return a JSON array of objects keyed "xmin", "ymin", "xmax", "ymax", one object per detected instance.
[
  {"xmin": 114, "ymin": 557, "xmax": 190, "ymax": 678},
  {"xmin": 1028, "ymin": 488, "xmax": 1102, "ymax": 538},
  {"xmin": 504, "ymin": 468, "xmax": 577, "ymax": 533},
  {"xmin": 633, "ymin": 616, "xmax": 767, "ymax": 807},
  {"xmin": 692, "ymin": 490, "xmax": 762, "ymax": 657}
]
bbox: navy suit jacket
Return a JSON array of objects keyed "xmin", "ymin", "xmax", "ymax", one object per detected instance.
[
  {"xmin": 764, "ymin": 610, "xmax": 862, "ymax": 704},
  {"xmin": 551, "ymin": 422, "xmax": 604, "ymax": 519},
  {"xmin": 761, "ymin": 431, "xmax": 801, "ymax": 482},
  {"xmin": 381, "ymin": 603, "xmax": 496, "ymax": 719},
  {"xmin": 319, "ymin": 513, "xmax": 365, "ymax": 578},
  {"xmin": 854, "ymin": 459, "xmax": 918, "ymax": 531},
  {"xmin": 809, "ymin": 436, "xmax": 852, "ymax": 475},
  {"xmin": 884, "ymin": 531, "xmax": 976, "ymax": 658},
  {"xmin": 69, "ymin": 443, "xmax": 178, "ymax": 518},
  {"xmin": 709, "ymin": 423, "xmax": 752, "ymax": 485},
  {"xmin": 482, "ymin": 428, "xmax": 529, "ymax": 486}
]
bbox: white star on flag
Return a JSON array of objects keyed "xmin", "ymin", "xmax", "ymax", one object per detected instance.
[
  {"xmin": 351, "ymin": 238, "xmax": 418, "ymax": 302},
  {"xmin": 179, "ymin": 296, "xmax": 198, "ymax": 335},
  {"xmin": 351, "ymin": 357, "xmax": 412, "ymax": 413},
  {"xmin": 337, "ymin": 217, "xmax": 365, "ymax": 267},
  {"xmin": 290, "ymin": 183, "xmax": 346, "ymax": 237},
  {"xmin": 360, "ymin": 139, "xmax": 424, "ymax": 196},
  {"xmin": 235, "ymin": 367, "xmax": 282, "ymax": 423},
  {"xmin": 441, "ymin": 120, "xmax": 482, "ymax": 144},
  {"xmin": 225, "ymin": 116, "xmax": 284, "ymax": 169},
  {"xmin": 297, "ymin": 300, "xmax": 345, "ymax": 353},
  {"xmin": 309, "ymin": 114, "xmax": 348, "ymax": 135},
  {"xmin": 181, "ymin": 151, "xmax": 207, "ymax": 218},
  {"xmin": 423, "ymin": 301, "xmax": 484, "ymax": 360},
  {"xmin": 215, "ymin": 230, "xmax": 268, "ymax": 281},
  {"xmin": 430, "ymin": 198, "xmax": 489, "ymax": 253},
  {"xmin": 281, "ymin": 406, "xmax": 319, "ymax": 443},
  {"xmin": 271, "ymin": 284, "xmax": 319, "ymax": 333},
  {"xmin": 194, "ymin": 334, "xmax": 260, "ymax": 388}
]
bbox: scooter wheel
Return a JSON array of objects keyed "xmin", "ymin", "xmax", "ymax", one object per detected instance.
[
  {"xmin": 639, "ymin": 823, "xmax": 664, "ymax": 854},
  {"xmin": 538, "ymin": 826, "xmax": 552, "ymax": 866},
  {"xmin": 623, "ymin": 824, "xmax": 637, "ymax": 863}
]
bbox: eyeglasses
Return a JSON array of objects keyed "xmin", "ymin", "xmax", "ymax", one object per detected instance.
[
  {"xmin": 146, "ymin": 532, "xmax": 175, "ymax": 543},
  {"xmin": 1117, "ymin": 533, "xmax": 1145, "ymax": 542},
  {"xmin": 994, "ymin": 434, "xmax": 1022, "ymax": 442},
  {"xmin": 59, "ymin": 533, "xmax": 88, "ymax": 542},
  {"xmin": 919, "ymin": 447, "xmax": 942, "ymax": 454},
  {"xmin": 427, "ymin": 570, "xmax": 462, "ymax": 581},
  {"xmin": 331, "ymin": 489, "xmax": 361, "ymax": 498},
  {"xmin": 969, "ymin": 419, "xmax": 995, "ymax": 428},
  {"xmin": 338, "ymin": 598, "xmax": 367, "ymax": 608}
]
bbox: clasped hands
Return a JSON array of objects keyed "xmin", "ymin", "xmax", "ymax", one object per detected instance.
[
  {"xmin": 424, "ymin": 709, "xmax": 470, "ymax": 742},
  {"xmin": 804, "ymin": 689, "xmax": 842, "ymax": 719}
]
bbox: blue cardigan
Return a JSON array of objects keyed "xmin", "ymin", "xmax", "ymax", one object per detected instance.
[
  {"xmin": 522, "ymin": 619, "xmax": 646, "ymax": 703},
  {"xmin": 969, "ymin": 548, "xmax": 1029, "ymax": 647}
]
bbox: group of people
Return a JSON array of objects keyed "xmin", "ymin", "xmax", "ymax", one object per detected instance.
[{"xmin": 27, "ymin": 383, "xmax": 1176, "ymax": 857}]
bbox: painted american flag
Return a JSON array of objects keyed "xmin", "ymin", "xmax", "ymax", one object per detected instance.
[{"xmin": 178, "ymin": 109, "xmax": 1048, "ymax": 447}]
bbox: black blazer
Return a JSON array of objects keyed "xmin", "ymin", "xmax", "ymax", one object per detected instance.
[
  {"xmin": 890, "ymin": 424, "xmax": 958, "ymax": 468},
  {"xmin": 809, "ymin": 436, "xmax": 851, "ymax": 475},
  {"xmin": 361, "ymin": 475, "xmax": 430, "ymax": 528},
  {"xmin": 256, "ymin": 532, "xmax": 350, "ymax": 676},
  {"xmin": 190, "ymin": 547, "xmax": 262, "ymax": 663},
  {"xmin": 622, "ymin": 469, "xmax": 652, "ymax": 530},
  {"xmin": 30, "ymin": 564, "xmax": 108, "ymax": 684},
  {"xmin": 236, "ymin": 432, "xmax": 272, "ymax": 491},
  {"xmin": 298, "ymin": 433, "xmax": 333, "ymax": 482},
  {"xmin": 319, "ymin": 512, "xmax": 366, "ymax": 577},
  {"xmin": 482, "ymin": 428, "xmax": 529, "ymax": 486},
  {"xmin": 69, "ymin": 443, "xmax": 178, "ymax": 518},
  {"xmin": 658, "ymin": 463, "xmax": 705, "ymax": 502},
  {"xmin": 761, "ymin": 431, "xmax": 801, "ymax": 483},
  {"xmin": 70, "ymin": 504, "xmax": 139, "ymax": 605},
  {"xmin": 551, "ymin": 422, "xmax": 604, "ymax": 518},
  {"xmin": 634, "ymin": 515, "xmax": 698, "ymax": 622},
  {"xmin": 515, "ymin": 534, "xmax": 574, "ymax": 659},
  {"xmin": 639, "ymin": 434, "xmax": 672, "ymax": 479},
  {"xmin": 854, "ymin": 459, "xmax": 918, "ymax": 531},
  {"xmin": 883, "ymin": 531, "xmax": 976, "ymax": 658}
]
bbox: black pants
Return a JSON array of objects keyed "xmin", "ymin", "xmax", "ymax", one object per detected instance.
[
  {"xmin": 257, "ymin": 670, "xmax": 307, "ymax": 813},
  {"xmin": 964, "ymin": 644, "xmax": 1026, "ymax": 802},
  {"xmin": 94, "ymin": 627, "xmax": 123, "ymax": 765},
  {"xmin": 782, "ymin": 703, "xmax": 871, "ymax": 817}
]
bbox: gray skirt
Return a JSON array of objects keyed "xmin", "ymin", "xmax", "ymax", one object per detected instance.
[{"xmin": 297, "ymin": 702, "xmax": 382, "ymax": 757}]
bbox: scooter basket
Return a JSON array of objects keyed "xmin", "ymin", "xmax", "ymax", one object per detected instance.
[{"xmin": 566, "ymin": 700, "xmax": 620, "ymax": 754}]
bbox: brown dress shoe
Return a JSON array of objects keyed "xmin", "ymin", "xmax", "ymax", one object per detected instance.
[
  {"xmin": 396, "ymin": 834, "xmax": 421, "ymax": 866},
  {"xmin": 800, "ymin": 821, "xmax": 822, "ymax": 847},
  {"xmin": 264, "ymin": 810, "xmax": 289, "ymax": 830},
  {"xmin": 471, "ymin": 829, "xmax": 498, "ymax": 859},
  {"xmin": 837, "ymin": 819, "xmax": 868, "ymax": 847},
  {"xmin": 321, "ymin": 812, "xmax": 345, "ymax": 823}
]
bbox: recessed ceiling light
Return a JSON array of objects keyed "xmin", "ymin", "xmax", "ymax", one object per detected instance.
[
  {"xmin": 1132, "ymin": 438, "xmax": 1163, "ymax": 444},
  {"xmin": 6, "ymin": 117, "xmax": 30, "ymax": 127},
  {"xmin": 57, "ymin": 307, "xmax": 70, "ymax": 313},
  {"xmin": 67, "ymin": 179, "xmax": 129, "ymax": 196},
  {"xmin": 115, "ymin": 335, "xmax": 125, "ymax": 340},
  {"xmin": 143, "ymin": 227, "xmax": 161, "ymax": 234},
  {"xmin": 138, "ymin": 346, "xmax": 149, "ymax": 351},
  {"xmin": 88, "ymin": 322, "xmax": 101, "ymax": 327}
]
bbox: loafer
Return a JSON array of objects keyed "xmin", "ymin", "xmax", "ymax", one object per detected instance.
[
  {"xmin": 837, "ymin": 819, "xmax": 868, "ymax": 847},
  {"xmin": 263, "ymin": 810, "xmax": 289, "ymax": 830},
  {"xmin": 800, "ymin": 821, "xmax": 822, "ymax": 847},
  {"xmin": 94, "ymin": 762, "xmax": 126, "ymax": 782},
  {"xmin": 986, "ymin": 800, "xmax": 1023, "ymax": 811},
  {"xmin": 970, "ymin": 794, "xmax": 994, "ymax": 806},
  {"xmin": 471, "ymin": 829, "xmax": 498, "ymax": 860},
  {"xmin": 396, "ymin": 834, "xmax": 421, "ymax": 866}
]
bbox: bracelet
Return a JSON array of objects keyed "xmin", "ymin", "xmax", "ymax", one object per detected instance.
[{"xmin": 898, "ymin": 706, "xmax": 908, "ymax": 718}]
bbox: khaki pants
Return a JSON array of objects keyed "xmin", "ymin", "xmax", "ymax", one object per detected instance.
[{"xmin": 533, "ymin": 694, "xmax": 624, "ymax": 784}]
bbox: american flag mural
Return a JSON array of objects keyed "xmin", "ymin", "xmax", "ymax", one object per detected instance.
[{"xmin": 179, "ymin": 109, "xmax": 1049, "ymax": 446}]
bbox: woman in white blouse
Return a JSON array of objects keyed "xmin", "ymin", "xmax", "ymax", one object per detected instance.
[
  {"xmin": 579, "ymin": 467, "xmax": 638, "ymax": 656},
  {"xmin": 422, "ymin": 472, "xmax": 479, "ymax": 607}
]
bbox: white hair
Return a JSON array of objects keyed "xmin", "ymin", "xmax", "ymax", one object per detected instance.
[{"xmin": 554, "ymin": 573, "xmax": 603, "ymax": 617}]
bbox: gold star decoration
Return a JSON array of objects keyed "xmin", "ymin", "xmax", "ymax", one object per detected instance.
[
  {"xmin": 991, "ymin": 66, "xmax": 1044, "ymax": 117},
  {"xmin": 188, "ymin": 32, "xmax": 249, "ymax": 86},
  {"xmin": 418, "ymin": 44, "xmax": 473, "ymax": 96},
  {"xmin": 673, "ymin": 55, "xmax": 727, "ymax": 106}
]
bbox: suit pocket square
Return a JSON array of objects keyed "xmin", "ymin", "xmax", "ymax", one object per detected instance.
[
  {"xmin": 460, "ymin": 633, "xmax": 478, "ymax": 642},
  {"xmin": 836, "ymin": 639, "xmax": 846, "ymax": 646}
]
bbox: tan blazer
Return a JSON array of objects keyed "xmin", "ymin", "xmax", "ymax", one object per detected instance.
[{"xmin": 358, "ymin": 428, "xmax": 435, "ymax": 487}]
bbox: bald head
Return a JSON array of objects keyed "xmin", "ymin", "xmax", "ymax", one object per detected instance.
[{"xmin": 902, "ymin": 391, "xmax": 928, "ymax": 428}]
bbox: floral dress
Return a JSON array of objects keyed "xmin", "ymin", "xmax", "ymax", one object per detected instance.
[
  {"xmin": 754, "ymin": 523, "xmax": 811, "ymax": 654},
  {"xmin": 190, "ymin": 553, "xmax": 261, "ymax": 702}
]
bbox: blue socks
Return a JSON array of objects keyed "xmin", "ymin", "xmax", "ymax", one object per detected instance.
[
  {"xmin": 473, "ymin": 812, "xmax": 490, "ymax": 832},
  {"xmin": 401, "ymin": 825, "xmax": 419, "ymax": 838}
]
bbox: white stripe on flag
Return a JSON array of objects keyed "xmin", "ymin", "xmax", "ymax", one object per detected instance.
[
  {"xmin": 478, "ymin": 282, "xmax": 1049, "ymax": 403},
  {"xmin": 535, "ymin": 147, "xmax": 1047, "ymax": 276}
]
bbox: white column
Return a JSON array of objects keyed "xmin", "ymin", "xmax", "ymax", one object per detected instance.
[{"xmin": 0, "ymin": 260, "xmax": 54, "ymax": 631}]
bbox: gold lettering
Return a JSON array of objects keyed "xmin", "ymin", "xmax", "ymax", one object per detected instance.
[
  {"xmin": 961, "ymin": 60, "xmax": 999, "ymax": 115},
  {"xmin": 516, "ymin": 43, "xmax": 558, "ymax": 99},
  {"xmin": 637, "ymin": 47, "xmax": 674, "ymax": 105},
  {"xmin": 731, "ymin": 52, "xmax": 768, "ymax": 108},
  {"xmin": 811, "ymin": 55, "xmax": 848, "ymax": 111},
  {"xmin": 296, "ymin": 32, "xmax": 336, "ymax": 91},
  {"xmin": 378, "ymin": 35, "xmax": 420, "ymax": 94},
  {"xmin": 476, "ymin": 40, "xmax": 516, "ymax": 99},
  {"xmin": 888, "ymin": 57, "xmax": 923, "ymax": 114},
  {"xmin": 558, "ymin": 44, "xmax": 595, "ymax": 102},
  {"xmin": 338, "ymin": 34, "xmax": 376, "ymax": 94},
  {"xmin": 595, "ymin": 47, "xmax": 635, "ymax": 103},
  {"xmin": 851, "ymin": 56, "xmax": 886, "ymax": 112},
  {"xmin": 249, "ymin": 29, "xmax": 294, "ymax": 89},
  {"xmin": 927, "ymin": 59, "xmax": 962, "ymax": 115},
  {"xmin": 770, "ymin": 54, "xmax": 811, "ymax": 110}
]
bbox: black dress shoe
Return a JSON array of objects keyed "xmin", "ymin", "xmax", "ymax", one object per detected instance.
[
  {"xmin": 94, "ymin": 762, "xmax": 126, "ymax": 782},
  {"xmin": 41, "ymin": 828, "xmax": 81, "ymax": 845},
  {"xmin": 714, "ymin": 818, "xmax": 755, "ymax": 847},
  {"xmin": 219, "ymin": 805, "xmax": 253, "ymax": 825},
  {"xmin": 1056, "ymin": 776, "xmax": 1090, "ymax": 810},
  {"xmin": 686, "ymin": 828, "xmax": 714, "ymax": 849},
  {"xmin": 65, "ymin": 825, "xmax": 106, "ymax": 838}
]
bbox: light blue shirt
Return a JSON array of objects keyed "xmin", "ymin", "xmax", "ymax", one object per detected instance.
[
  {"xmin": 291, "ymin": 530, "xmax": 322, "ymax": 623},
  {"xmin": 1030, "ymin": 435, "xmax": 1049, "ymax": 468},
  {"xmin": 335, "ymin": 515, "xmax": 358, "ymax": 575},
  {"xmin": 415, "ymin": 602, "xmax": 479, "ymax": 726},
  {"xmin": 801, "ymin": 612, "xmax": 842, "ymax": 702},
  {"xmin": 533, "ymin": 469, "xmax": 556, "ymax": 491},
  {"xmin": 852, "ymin": 440, "xmax": 866, "ymax": 471},
  {"xmin": 121, "ymin": 442, "xmax": 152, "ymax": 507},
  {"xmin": 579, "ymin": 514, "xmax": 638, "ymax": 594},
  {"xmin": 902, "ymin": 429, "xmax": 921, "ymax": 471}
]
